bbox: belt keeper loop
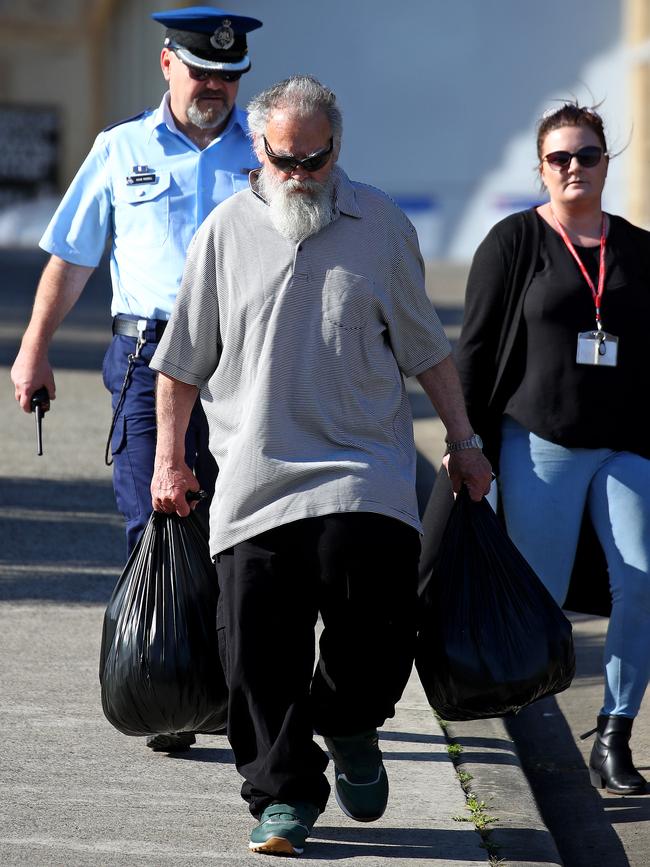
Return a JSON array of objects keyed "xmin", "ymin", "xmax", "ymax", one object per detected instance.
[{"xmin": 134, "ymin": 318, "xmax": 148, "ymax": 358}]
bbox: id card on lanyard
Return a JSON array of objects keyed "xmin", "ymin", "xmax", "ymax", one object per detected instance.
[{"xmin": 552, "ymin": 209, "xmax": 618, "ymax": 367}]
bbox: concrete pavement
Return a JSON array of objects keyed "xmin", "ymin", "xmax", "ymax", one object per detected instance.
[
  {"xmin": 0, "ymin": 597, "xmax": 490, "ymax": 866},
  {"xmin": 504, "ymin": 614, "xmax": 650, "ymax": 867}
]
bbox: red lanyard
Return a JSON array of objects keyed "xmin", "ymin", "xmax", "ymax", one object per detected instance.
[{"xmin": 551, "ymin": 209, "xmax": 607, "ymax": 327}]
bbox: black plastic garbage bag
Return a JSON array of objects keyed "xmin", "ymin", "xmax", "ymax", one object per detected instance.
[
  {"xmin": 416, "ymin": 487, "xmax": 575, "ymax": 721},
  {"xmin": 99, "ymin": 510, "xmax": 227, "ymax": 736}
]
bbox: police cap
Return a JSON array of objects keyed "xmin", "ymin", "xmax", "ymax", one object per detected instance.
[{"xmin": 151, "ymin": 6, "xmax": 263, "ymax": 74}]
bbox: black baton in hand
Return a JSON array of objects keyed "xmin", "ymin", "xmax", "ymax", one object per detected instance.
[{"xmin": 30, "ymin": 387, "xmax": 50, "ymax": 456}]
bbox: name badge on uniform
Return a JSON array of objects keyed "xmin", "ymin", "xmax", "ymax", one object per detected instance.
[
  {"xmin": 126, "ymin": 164, "xmax": 157, "ymax": 185},
  {"xmin": 576, "ymin": 330, "xmax": 618, "ymax": 367}
]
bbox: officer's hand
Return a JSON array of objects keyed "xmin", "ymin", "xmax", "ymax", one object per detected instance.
[
  {"xmin": 151, "ymin": 462, "xmax": 200, "ymax": 517},
  {"xmin": 11, "ymin": 346, "xmax": 56, "ymax": 413},
  {"xmin": 443, "ymin": 450, "xmax": 493, "ymax": 502}
]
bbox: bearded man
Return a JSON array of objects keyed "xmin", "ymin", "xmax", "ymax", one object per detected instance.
[{"xmin": 149, "ymin": 75, "xmax": 492, "ymax": 857}]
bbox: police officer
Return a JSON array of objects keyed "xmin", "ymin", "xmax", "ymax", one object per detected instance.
[{"xmin": 10, "ymin": 7, "xmax": 263, "ymax": 752}]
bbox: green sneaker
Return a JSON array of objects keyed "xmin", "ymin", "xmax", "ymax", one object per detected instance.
[
  {"xmin": 324, "ymin": 729, "xmax": 389, "ymax": 822},
  {"xmin": 249, "ymin": 802, "xmax": 320, "ymax": 856}
]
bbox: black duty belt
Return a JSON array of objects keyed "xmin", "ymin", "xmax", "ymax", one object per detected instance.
[{"xmin": 112, "ymin": 315, "xmax": 167, "ymax": 341}]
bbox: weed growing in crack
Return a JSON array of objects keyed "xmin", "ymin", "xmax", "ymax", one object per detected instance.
[{"xmin": 437, "ymin": 714, "xmax": 503, "ymax": 863}]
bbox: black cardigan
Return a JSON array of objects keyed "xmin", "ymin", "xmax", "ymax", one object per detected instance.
[{"xmin": 455, "ymin": 208, "xmax": 540, "ymax": 470}]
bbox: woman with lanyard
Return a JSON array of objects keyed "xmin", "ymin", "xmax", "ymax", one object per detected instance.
[{"xmin": 446, "ymin": 102, "xmax": 650, "ymax": 794}]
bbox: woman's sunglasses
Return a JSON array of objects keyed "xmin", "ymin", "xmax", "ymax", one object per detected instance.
[
  {"xmin": 543, "ymin": 146, "xmax": 605, "ymax": 170},
  {"xmin": 263, "ymin": 137, "xmax": 333, "ymax": 173}
]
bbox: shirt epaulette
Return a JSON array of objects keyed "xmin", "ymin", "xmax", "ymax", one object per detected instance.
[{"xmin": 102, "ymin": 110, "xmax": 150, "ymax": 133}]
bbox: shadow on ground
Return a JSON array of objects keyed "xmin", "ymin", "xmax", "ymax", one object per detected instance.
[
  {"xmin": 507, "ymin": 694, "xmax": 632, "ymax": 867},
  {"xmin": 308, "ymin": 825, "xmax": 555, "ymax": 861},
  {"xmin": 0, "ymin": 476, "xmax": 123, "ymax": 603},
  {"xmin": 0, "ymin": 249, "xmax": 112, "ymax": 369}
]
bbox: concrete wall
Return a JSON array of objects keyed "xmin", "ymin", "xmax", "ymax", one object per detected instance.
[
  {"xmin": 103, "ymin": 0, "xmax": 633, "ymax": 259},
  {"xmin": 0, "ymin": 0, "xmax": 639, "ymax": 259},
  {"xmin": 0, "ymin": 0, "xmax": 93, "ymax": 190}
]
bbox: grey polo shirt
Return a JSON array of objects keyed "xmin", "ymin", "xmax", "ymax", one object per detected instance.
[{"xmin": 151, "ymin": 166, "xmax": 451, "ymax": 555}]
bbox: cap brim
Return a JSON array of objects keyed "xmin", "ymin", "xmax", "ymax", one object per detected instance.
[{"xmin": 170, "ymin": 42, "xmax": 251, "ymax": 73}]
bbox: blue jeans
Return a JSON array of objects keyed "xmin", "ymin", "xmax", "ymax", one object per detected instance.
[{"xmin": 499, "ymin": 415, "xmax": 650, "ymax": 718}]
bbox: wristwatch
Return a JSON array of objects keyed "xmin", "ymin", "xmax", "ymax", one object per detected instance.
[{"xmin": 445, "ymin": 433, "xmax": 483, "ymax": 454}]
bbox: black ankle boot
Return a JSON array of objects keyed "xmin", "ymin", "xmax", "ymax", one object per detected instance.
[{"xmin": 588, "ymin": 714, "xmax": 647, "ymax": 795}]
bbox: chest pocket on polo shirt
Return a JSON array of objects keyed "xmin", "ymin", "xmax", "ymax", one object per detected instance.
[
  {"xmin": 322, "ymin": 268, "xmax": 373, "ymax": 329},
  {"xmin": 114, "ymin": 171, "xmax": 171, "ymax": 247}
]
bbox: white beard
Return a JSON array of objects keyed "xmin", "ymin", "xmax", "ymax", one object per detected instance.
[
  {"xmin": 187, "ymin": 100, "xmax": 230, "ymax": 130},
  {"xmin": 257, "ymin": 167, "xmax": 335, "ymax": 242}
]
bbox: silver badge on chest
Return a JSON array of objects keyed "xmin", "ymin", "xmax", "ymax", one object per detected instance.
[{"xmin": 211, "ymin": 20, "xmax": 235, "ymax": 50}]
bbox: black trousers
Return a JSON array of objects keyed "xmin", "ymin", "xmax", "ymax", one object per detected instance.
[{"xmin": 214, "ymin": 512, "xmax": 421, "ymax": 817}]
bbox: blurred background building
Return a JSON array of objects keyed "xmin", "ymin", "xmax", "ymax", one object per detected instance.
[{"xmin": 0, "ymin": 0, "xmax": 648, "ymax": 258}]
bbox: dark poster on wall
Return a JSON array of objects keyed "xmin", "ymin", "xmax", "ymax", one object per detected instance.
[{"xmin": 0, "ymin": 103, "xmax": 59, "ymax": 209}]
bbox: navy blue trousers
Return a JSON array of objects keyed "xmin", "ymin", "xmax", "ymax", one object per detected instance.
[{"xmin": 102, "ymin": 324, "xmax": 217, "ymax": 557}]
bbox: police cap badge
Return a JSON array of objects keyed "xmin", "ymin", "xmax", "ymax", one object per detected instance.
[{"xmin": 152, "ymin": 6, "xmax": 262, "ymax": 73}]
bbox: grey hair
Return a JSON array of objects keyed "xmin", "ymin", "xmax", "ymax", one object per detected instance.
[{"xmin": 247, "ymin": 75, "xmax": 342, "ymax": 150}]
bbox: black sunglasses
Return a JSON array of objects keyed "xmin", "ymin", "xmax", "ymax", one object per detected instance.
[
  {"xmin": 543, "ymin": 146, "xmax": 605, "ymax": 170},
  {"xmin": 263, "ymin": 137, "xmax": 334, "ymax": 173},
  {"xmin": 173, "ymin": 52, "xmax": 242, "ymax": 83}
]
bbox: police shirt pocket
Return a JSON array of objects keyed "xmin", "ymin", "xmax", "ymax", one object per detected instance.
[
  {"xmin": 114, "ymin": 170, "xmax": 171, "ymax": 246},
  {"xmin": 322, "ymin": 268, "xmax": 373, "ymax": 329}
]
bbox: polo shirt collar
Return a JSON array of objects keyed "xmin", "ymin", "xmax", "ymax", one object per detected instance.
[{"xmin": 332, "ymin": 167, "xmax": 362, "ymax": 219}]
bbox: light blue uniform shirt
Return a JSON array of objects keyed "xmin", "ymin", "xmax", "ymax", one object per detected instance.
[{"xmin": 40, "ymin": 93, "xmax": 257, "ymax": 319}]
